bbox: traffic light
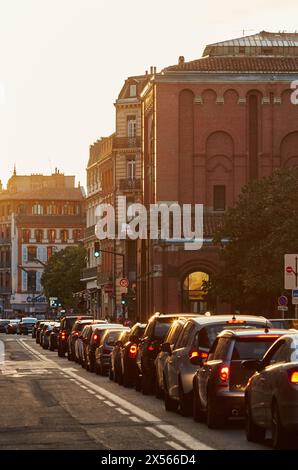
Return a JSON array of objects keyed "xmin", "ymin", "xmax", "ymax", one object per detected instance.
[
  {"xmin": 94, "ymin": 241, "xmax": 100, "ymax": 258},
  {"xmin": 121, "ymin": 293, "xmax": 128, "ymax": 305}
]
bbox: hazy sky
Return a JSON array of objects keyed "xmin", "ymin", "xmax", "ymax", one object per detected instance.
[{"xmin": 0, "ymin": 0, "xmax": 297, "ymax": 189}]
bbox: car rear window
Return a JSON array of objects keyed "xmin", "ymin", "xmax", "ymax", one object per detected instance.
[
  {"xmin": 197, "ymin": 322, "xmax": 264, "ymax": 349},
  {"xmin": 232, "ymin": 337, "xmax": 279, "ymax": 360},
  {"xmin": 105, "ymin": 330, "xmax": 124, "ymax": 345},
  {"xmin": 153, "ymin": 319, "xmax": 175, "ymax": 340}
]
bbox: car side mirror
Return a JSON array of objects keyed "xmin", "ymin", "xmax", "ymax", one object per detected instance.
[
  {"xmin": 241, "ymin": 359, "xmax": 261, "ymax": 371},
  {"xmin": 161, "ymin": 342, "xmax": 172, "ymax": 355}
]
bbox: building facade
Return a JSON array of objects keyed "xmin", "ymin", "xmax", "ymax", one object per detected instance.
[
  {"xmin": 138, "ymin": 31, "xmax": 298, "ymax": 319},
  {"xmin": 0, "ymin": 169, "xmax": 85, "ymax": 317}
]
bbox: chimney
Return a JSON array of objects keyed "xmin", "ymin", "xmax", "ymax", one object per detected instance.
[{"xmin": 178, "ymin": 56, "xmax": 185, "ymax": 65}]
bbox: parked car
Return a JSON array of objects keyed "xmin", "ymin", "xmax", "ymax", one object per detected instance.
[
  {"xmin": 136, "ymin": 313, "xmax": 201, "ymax": 395},
  {"xmin": 111, "ymin": 329, "xmax": 132, "ymax": 383},
  {"xmin": 18, "ymin": 317, "xmax": 37, "ymax": 335},
  {"xmin": 245, "ymin": 332, "xmax": 298, "ymax": 449},
  {"xmin": 40, "ymin": 322, "xmax": 54, "ymax": 348},
  {"xmin": 49, "ymin": 323, "xmax": 61, "ymax": 351},
  {"xmin": 41, "ymin": 322, "xmax": 59, "ymax": 350},
  {"xmin": 193, "ymin": 328, "xmax": 286, "ymax": 428},
  {"xmin": 57, "ymin": 315, "xmax": 93, "ymax": 357},
  {"xmin": 36, "ymin": 321, "xmax": 50, "ymax": 344},
  {"xmin": 6, "ymin": 319, "xmax": 21, "ymax": 334},
  {"xmin": 112, "ymin": 323, "xmax": 146, "ymax": 387},
  {"xmin": 163, "ymin": 314, "xmax": 271, "ymax": 416},
  {"xmin": 0, "ymin": 319, "xmax": 10, "ymax": 333},
  {"xmin": 155, "ymin": 318, "xmax": 190, "ymax": 398},
  {"xmin": 95, "ymin": 327, "xmax": 130, "ymax": 376},
  {"xmin": 67, "ymin": 319, "xmax": 105, "ymax": 361},
  {"xmin": 269, "ymin": 318, "xmax": 298, "ymax": 331},
  {"xmin": 76, "ymin": 322, "xmax": 112, "ymax": 367}
]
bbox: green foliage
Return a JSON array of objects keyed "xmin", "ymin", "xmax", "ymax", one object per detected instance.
[
  {"xmin": 41, "ymin": 244, "xmax": 86, "ymax": 309},
  {"xmin": 210, "ymin": 168, "xmax": 298, "ymax": 314}
]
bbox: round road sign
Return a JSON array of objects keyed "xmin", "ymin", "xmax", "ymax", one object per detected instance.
[
  {"xmin": 119, "ymin": 278, "xmax": 129, "ymax": 288},
  {"xmin": 278, "ymin": 295, "xmax": 288, "ymax": 307},
  {"xmin": 286, "ymin": 266, "xmax": 293, "ymax": 274}
]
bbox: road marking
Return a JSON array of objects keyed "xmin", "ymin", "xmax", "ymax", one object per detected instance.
[
  {"xmin": 104, "ymin": 400, "xmax": 116, "ymax": 407},
  {"xmin": 166, "ymin": 441, "xmax": 185, "ymax": 450},
  {"xmin": 18, "ymin": 339, "xmax": 214, "ymax": 451},
  {"xmin": 96, "ymin": 395, "xmax": 104, "ymax": 400},
  {"xmin": 145, "ymin": 427, "xmax": 165, "ymax": 438},
  {"xmin": 80, "ymin": 385, "xmax": 87, "ymax": 389},
  {"xmin": 129, "ymin": 416, "xmax": 142, "ymax": 423},
  {"xmin": 116, "ymin": 408, "xmax": 129, "ymax": 415},
  {"xmin": 87, "ymin": 390, "xmax": 96, "ymax": 395}
]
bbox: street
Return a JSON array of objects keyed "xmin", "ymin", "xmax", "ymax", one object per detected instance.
[{"xmin": 0, "ymin": 334, "xmax": 269, "ymax": 451}]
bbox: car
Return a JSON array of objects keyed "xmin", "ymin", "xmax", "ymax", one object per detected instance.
[
  {"xmin": 75, "ymin": 322, "xmax": 112, "ymax": 367},
  {"xmin": 95, "ymin": 327, "xmax": 130, "ymax": 376},
  {"xmin": 42, "ymin": 322, "xmax": 60, "ymax": 349},
  {"xmin": 163, "ymin": 314, "xmax": 271, "ymax": 416},
  {"xmin": 269, "ymin": 318, "xmax": 298, "ymax": 330},
  {"xmin": 36, "ymin": 321, "xmax": 50, "ymax": 344},
  {"xmin": 49, "ymin": 322, "xmax": 61, "ymax": 351},
  {"xmin": 193, "ymin": 328, "xmax": 286, "ymax": 428},
  {"xmin": 18, "ymin": 317, "xmax": 37, "ymax": 335},
  {"xmin": 57, "ymin": 315, "xmax": 93, "ymax": 357},
  {"xmin": 0, "ymin": 319, "xmax": 10, "ymax": 333},
  {"xmin": 155, "ymin": 318, "xmax": 189, "ymax": 398},
  {"xmin": 111, "ymin": 329, "xmax": 132, "ymax": 384},
  {"xmin": 245, "ymin": 332, "xmax": 298, "ymax": 449},
  {"xmin": 67, "ymin": 319, "xmax": 100, "ymax": 361},
  {"xmin": 113, "ymin": 323, "xmax": 146, "ymax": 387},
  {"xmin": 40, "ymin": 322, "xmax": 54, "ymax": 348},
  {"xmin": 6, "ymin": 319, "xmax": 21, "ymax": 334},
  {"xmin": 136, "ymin": 313, "xmax": 201, "ymax": 395}
]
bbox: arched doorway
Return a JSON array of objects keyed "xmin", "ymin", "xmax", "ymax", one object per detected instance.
[{"xmin": 182, "ymin": 271, "xmax": 209, "ymax": 313}]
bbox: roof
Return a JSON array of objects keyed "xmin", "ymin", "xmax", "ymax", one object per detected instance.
[
  {"xmin": 217, "ymin": 328, "xmax": 288, "ymax": 337},
  {"xmin": 163, "ymin": 56, "xmax": 298, "ymax": 73},
  {"xmin": 187, "ymin": 314, "xmax": 268, "ymax": 326},
  {"xmin": 0, "ymin": 187, "xmax": 85, "ymax": 201}
]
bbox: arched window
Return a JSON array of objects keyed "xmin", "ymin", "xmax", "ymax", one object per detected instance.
[{"xmin": 182, "ymin": 271, "xmax": 209, "ymax": 313}]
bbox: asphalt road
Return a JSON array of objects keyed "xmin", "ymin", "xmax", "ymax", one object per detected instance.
[{"xmin": 0, "ymin": 334, "xmax": 270, "ymax": 451}]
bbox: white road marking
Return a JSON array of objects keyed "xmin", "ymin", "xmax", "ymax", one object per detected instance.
[
  {"xmin": 145, "ymin": 427, "xmax": 165, "ymax": 438},
  {"xmin": 104, "ymin": 400, "xmax": 116, "ymax": 407},
  {"xmin": 87, "ymin": 390, "xmax": 96, "ymax": 395},
  {"xmin": 116, "ymin": 408, "xmax": 129, "ymax": 415},
  {"xmin": 96, "ymin": 395, "xmax": 104, "ymax": 400},
  {"xmin": 166, "ymin": 441, "xmax": 185, "ymax": 450},
  {"xmin": 129, "ymin": 416, "xmax": 142, "ymax": 423},
  {"xmin": 18, "ymin": 339, "xmax": 214, "ymax": 451},
  {"xmin": 80, "ymin": 385, "xmax": 87, "ymax": 389}
]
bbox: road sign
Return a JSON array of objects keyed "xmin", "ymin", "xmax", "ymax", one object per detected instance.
[
  {"xmin": 278, "ymin": 295, "xmax": 288, "ymax": 307},
  {"xmin": 119, "ymin": 278, "xmax": 129, "ymax": 288},
  {"xmin": 292, "ymin": 289, "xmax": 298, "ymax": 305},
  {"xmin": 277, "ymin": 306, "xmax": 288, "ymax": 311},
  {"xmin": 284, "ymin": 254, "xmax": 298, "ymax": 289}
]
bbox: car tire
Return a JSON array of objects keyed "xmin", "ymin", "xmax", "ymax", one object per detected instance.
[
  {"xmin": 155, "ymin": 379, "xmax": 164, "ymax": 399},
  {"xmin": 272, "ymin": 400, "xmax": 289, "ymax": 450},
  {"xmin": 141, "ymin": 374, "xmax": 153, "ymax": 395},
  {"xmin": 123, "ymin": 370, "xmax": 132, "ymax": 388},
  {"xmin": 179, "ymin": 378, "xmax": 193, "ymax": 417},
  {"xmin": 164, "ymin": 389, "xmax": 179, "ymax": 412},
  {"xmin": 49, "ymin": 344, "xmax": 54, "ymax": 352},
  {"xmin": 193, "ymin": 382, "xmax": 205, "ymax": 423},
  {"xmin": 206, "ymin": 393, "xmax": 224, "ymax": 429},
  {"xmin": 109, "ymin": 368, "xmax": 114, "ymax": 381},
  {"xmin": 245, "ymin": 399, "xmax": 265, "ymax": 443},
  {"xmin": 58, "ymin": 348, "xmax": 65, "ymax": 358},
  {"xmin": 135, "ymin": 374, "xmax": 142, "ymax": 392}
]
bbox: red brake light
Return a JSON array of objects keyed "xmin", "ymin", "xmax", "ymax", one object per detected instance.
[
  {"xmin": 93, "ymin": 334, "xmax": 98, "ymax": 342},
  {"xmin": 189, "ymin": 350, "xmax": 208, "ymax": 361},
  {"xmin": 129, "ymin": 344, "xmax": 138, "ymax": 358},
  {"xmin": 147, "ymin": 345, "xmax": 155, "ymax": 352},
  {"xmin": 255, "ymin": 335, "xmax": 280, "ymax": 339},
  {"xmin": 74, "ymin": 332, "xmax": 79, "ymax": 337},
  {"xmin": 219, "ymin": 366, "xmax": 230, "ymax": 382},
  {"xmin": 227, "ymin": 320, "xmax": 246, "ymax": 324},
  {"xmin": 288, "ymin": 370, "xmax": 298, "ymax": 384}
]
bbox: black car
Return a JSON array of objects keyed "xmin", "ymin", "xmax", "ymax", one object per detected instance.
[
  {"xmin": 193, "ymin": 328, "xmax": 286, "ymax": 428},
  {"xmin": 49, "ymin": 323, "xmax": 61, "ymax": 351},
  {"xmin": 67, "ymin": 319, "xmax": 103, "ymax": 362},
  {"xmin": 95, "ymin": 328, "xmax": 130, "ymax": 376},
  {"xmin": 111, "ymin": 323, "xmax": 146, "ymax": 386},
  {"xmin": 57, "ymin": 315, "xmax": 93, "ymax": 357},
  {"xmin": 136, "ymin": 313, "xmax": 199, "ymax": 394},
  {"xmin": 36, "ymin": 321, "xmax": 49, "ymax": 344},
  {"xmin": 0, "ymin": 320, "xmax": 10, "ymax": 333},
  {"xmin": 18, "ymin": 318, "xmax": 37, "ymax": 335}
]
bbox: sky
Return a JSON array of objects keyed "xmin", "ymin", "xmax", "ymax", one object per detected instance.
[{"xmin": 0, "ymin": 0, "xmax": 298, "ymax": 189}]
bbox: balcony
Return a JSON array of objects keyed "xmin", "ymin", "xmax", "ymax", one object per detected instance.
[
  {"xmin": 85, "ymin": 225, "xmax": 96, "ymax": 239},
  {"xmin": 119, "ymin": 178, "xmax": 141, "ymax": 192},
  {"xmin": 0, "ymin": 239, "xmax": 11, "ymax": 246},
  {"xmin": 97, "ymin": 271, "xmax": 112, "ymax": 285},
  {"xmin": 114, "ymin": 136, "xmax": 141, "ymax": 149},
  {"xmin": 0, "ymin": 287, "xmax": 11, "ymax": 295},
  {"xmin": 80, "ymin": 266, "xmax": 98, "ymax": 282}
]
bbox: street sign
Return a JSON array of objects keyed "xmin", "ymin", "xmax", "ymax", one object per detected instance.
[
  {"xmin": 278, "ymin": 295, "xmax": 288, "ymax": 307},
  {"xmin": 119, "ymin": 278, "xmax": 129, "ymax": 288},
  {"xmin": 284, "ymin": 254, "xmax": 298, "ymax": 289},
  {"xmin": 292, "ymin": 289, "xmax": 298, "ymax": 305},
  {"xmin": 277, "ymin": 306, "xmax": 288, "ymax": 311},
  {"xmin": 120, "ymin": 286, "xmax": 128, "ymax": 294}
]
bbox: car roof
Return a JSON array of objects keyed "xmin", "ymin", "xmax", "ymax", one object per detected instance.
[
  {"xmin": 151, "ymin": 313, "xmax": 203, "ymax": 319},
  {"xmin": 217, "ymin": 328, "xmax": 289, "ymax": 338},
  {"xmin": 94, "ymin": 324, "xmax": 129, "ymax": 331},
  {"xmin": 185, "ymin": 314, "xmax": 268, "ymax": 326}
]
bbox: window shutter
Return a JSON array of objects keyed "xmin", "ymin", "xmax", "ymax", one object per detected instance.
[
  {"xmin": 36, "ymin": 271, "xmax": 42, "ymax": 292},
  {"xmin": 22, "ymin": 271, "xmax": 28, "ymax": 291},
  {"xmin": 42, "ymin": 246, "xmax": 47, "ymax": 262},
  {"xmin": 22, "ymin": 246, "xmax": 28, "ymax": 264}
]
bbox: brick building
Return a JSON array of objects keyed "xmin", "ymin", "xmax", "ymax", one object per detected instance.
[
  {"xmin": 138, "ymin": 31, "xmax": 298, "ymax": 319},
  {"xmin": 0, "ymin": 169, "xmax": 85, "ymax": 317}
]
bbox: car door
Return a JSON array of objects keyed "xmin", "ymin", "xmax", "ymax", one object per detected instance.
[
  {"xmin": 167, "ymin": 321, "xmax": 193, "ymax": 398},
  {"xmin": 197, "ymin": 338, "xmax": 220, "ymax": 408}
]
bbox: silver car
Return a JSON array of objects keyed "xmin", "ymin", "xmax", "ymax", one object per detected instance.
[
  {"xmin": 245, "ymin": 332, "xmax": 298, "ymax": 449},
  {"xmin": 163, "ymin": 314, "xmax": 270, "ymax": 416}
]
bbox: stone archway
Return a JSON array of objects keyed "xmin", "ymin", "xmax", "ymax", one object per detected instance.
[{"xmin": 182, "ymin": 270, "xmax": 210, "ymax": 313}]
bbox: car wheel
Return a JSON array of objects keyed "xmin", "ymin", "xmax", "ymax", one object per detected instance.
[
  {"xmin": 67, "ymin": 347, "xmax": 72, "ymax": 361},
  {"xmin": 109, "ymin": 368, "xmax": 114, "ymax": 381},
  {"xmin": 135, "ymin": 374, "xmax": 142, "ymax": 392},
  {"xmin": 245, "ymin": 399, "xmax": 265, "ymax": 443},
  {"xmin": 141, "ymin": 374, "xmax": 153, "ymax": 395},
  {"xmin": 207, "ymin": 393, "xmax": 224, "ymax": 429},
  {"xmin": 179, "ymin": 379, "xmax": 193, "ymax": 417},
  {"xmin": 193, "ymin": 382, "xmax": 205, "ymax": 423},
  {"xmin": 58, "ymin": 347, "xmax": 65, "ymax": 358},
  {"xmin": 123, "ymin": 370, "xmax": 132, "ymax": 388},
  {"xmin": 155, "ymin": 379, "xmax": 164, "ymax": 399},
  {"xmin": 164, "ymin": 389, "xmax": 179, "ymax": 412},
  {"xmin": 49, "ymin": 344, "xmax": 54, "ymax": 351},
  {"xmin": 272, "ymin": 401, "xmax": 289, "ymax": 450}
]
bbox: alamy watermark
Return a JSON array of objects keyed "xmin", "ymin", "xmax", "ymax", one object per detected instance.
[
  {"xmin": 95, "ymin": 197, "xmax": 203, "ymax": 251},
  {"xmin": 290, "ymin": 80, "xmax": 298, "ymax": 105}
]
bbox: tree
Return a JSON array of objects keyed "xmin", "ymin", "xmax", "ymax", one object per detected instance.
[
  {"xmin": 209, "ymin": 167, "xmax": 298, "ymax": 314},
  {"xmin": 41, "ymin": 245, "xmax": 86, "ymax": 309}
]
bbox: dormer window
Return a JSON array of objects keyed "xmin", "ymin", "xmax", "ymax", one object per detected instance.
[{"xmin": 130, "ymin": 84, "xmax": 137, "ymax": 97}]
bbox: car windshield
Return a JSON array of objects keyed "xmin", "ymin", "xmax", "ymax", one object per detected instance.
[
  {"xmin": 153, "ymin": 319, "xmax": 176, "ymax": 340},
  {"xmin": 232, "ymin": 337, "xmax": 280, "ymax": 360},
  {"xmin": 197, "ymin": 322, "xmax": 263, "ymax": 349}
]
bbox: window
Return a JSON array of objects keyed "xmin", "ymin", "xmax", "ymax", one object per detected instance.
[
  {"xmin": 18, "ymin": 204, "xmax": 27, "ymax": 214},
  {"xmin": 48, "ymin": 229, "xmax": 56, "ymax": 243},
  {"xmin": 130, "ymin": 84, "xmax": 137, "ymax": 97},
  {"xmin": 22, "ymin": 230, "xmax": 30, "ymax": 243},
  {"xmin": 176, "ymin": 322, "xmax": 194, "ymax": 348},
  {"xmin": 63, "ymin": 205, "xmax": 69, "ymax": 215},
  {"xmin": 27, "ymin": 246, "xmax": 37, "ymax": 262},
  {"xmin": 211, "ymin": 337, "xmax": 231, "ymax": 360},
  {"xmin": 35, "ymin": 230, "xmax": 43, "ymax": 243},
  {"xmin": 127, "ymin": 158, "xmax": 136, "ymax": 179},
  {"xmin": 269, "ymin": 340, "xmax": 292, "ymax": 365},
  {"xmin": 47, "ymin": 204, "xmax": 57, "ymax": 215},
  {"xmin": 61, "ymin": 230, "xmax": 68, "ymax": 243},
  {"xmin": 73, "ymin": 229, "xmax": 81, "ymax": 242},
  {"xmin": 32, "ymin": 204, "xmax": 43, "ymax": 215},
  {"xmin": 127, "ymin": 116, "xmax": 136, "ymax": 138},
  {"xmin": 27, "ymin": 271, "xmax": 36, "ymax": 292},
  {"xmin": 213, "ymin": 185, "xmax": 226, "ymax": 211}
]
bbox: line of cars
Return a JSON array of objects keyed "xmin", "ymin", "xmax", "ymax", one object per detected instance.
[
  {"xmin": 31, "ymin": 312, "xmax": 298, "ymax": 450},
  {"xmin": 0, "ymin": 317, "xmax": 37, "ymax": 335}
]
